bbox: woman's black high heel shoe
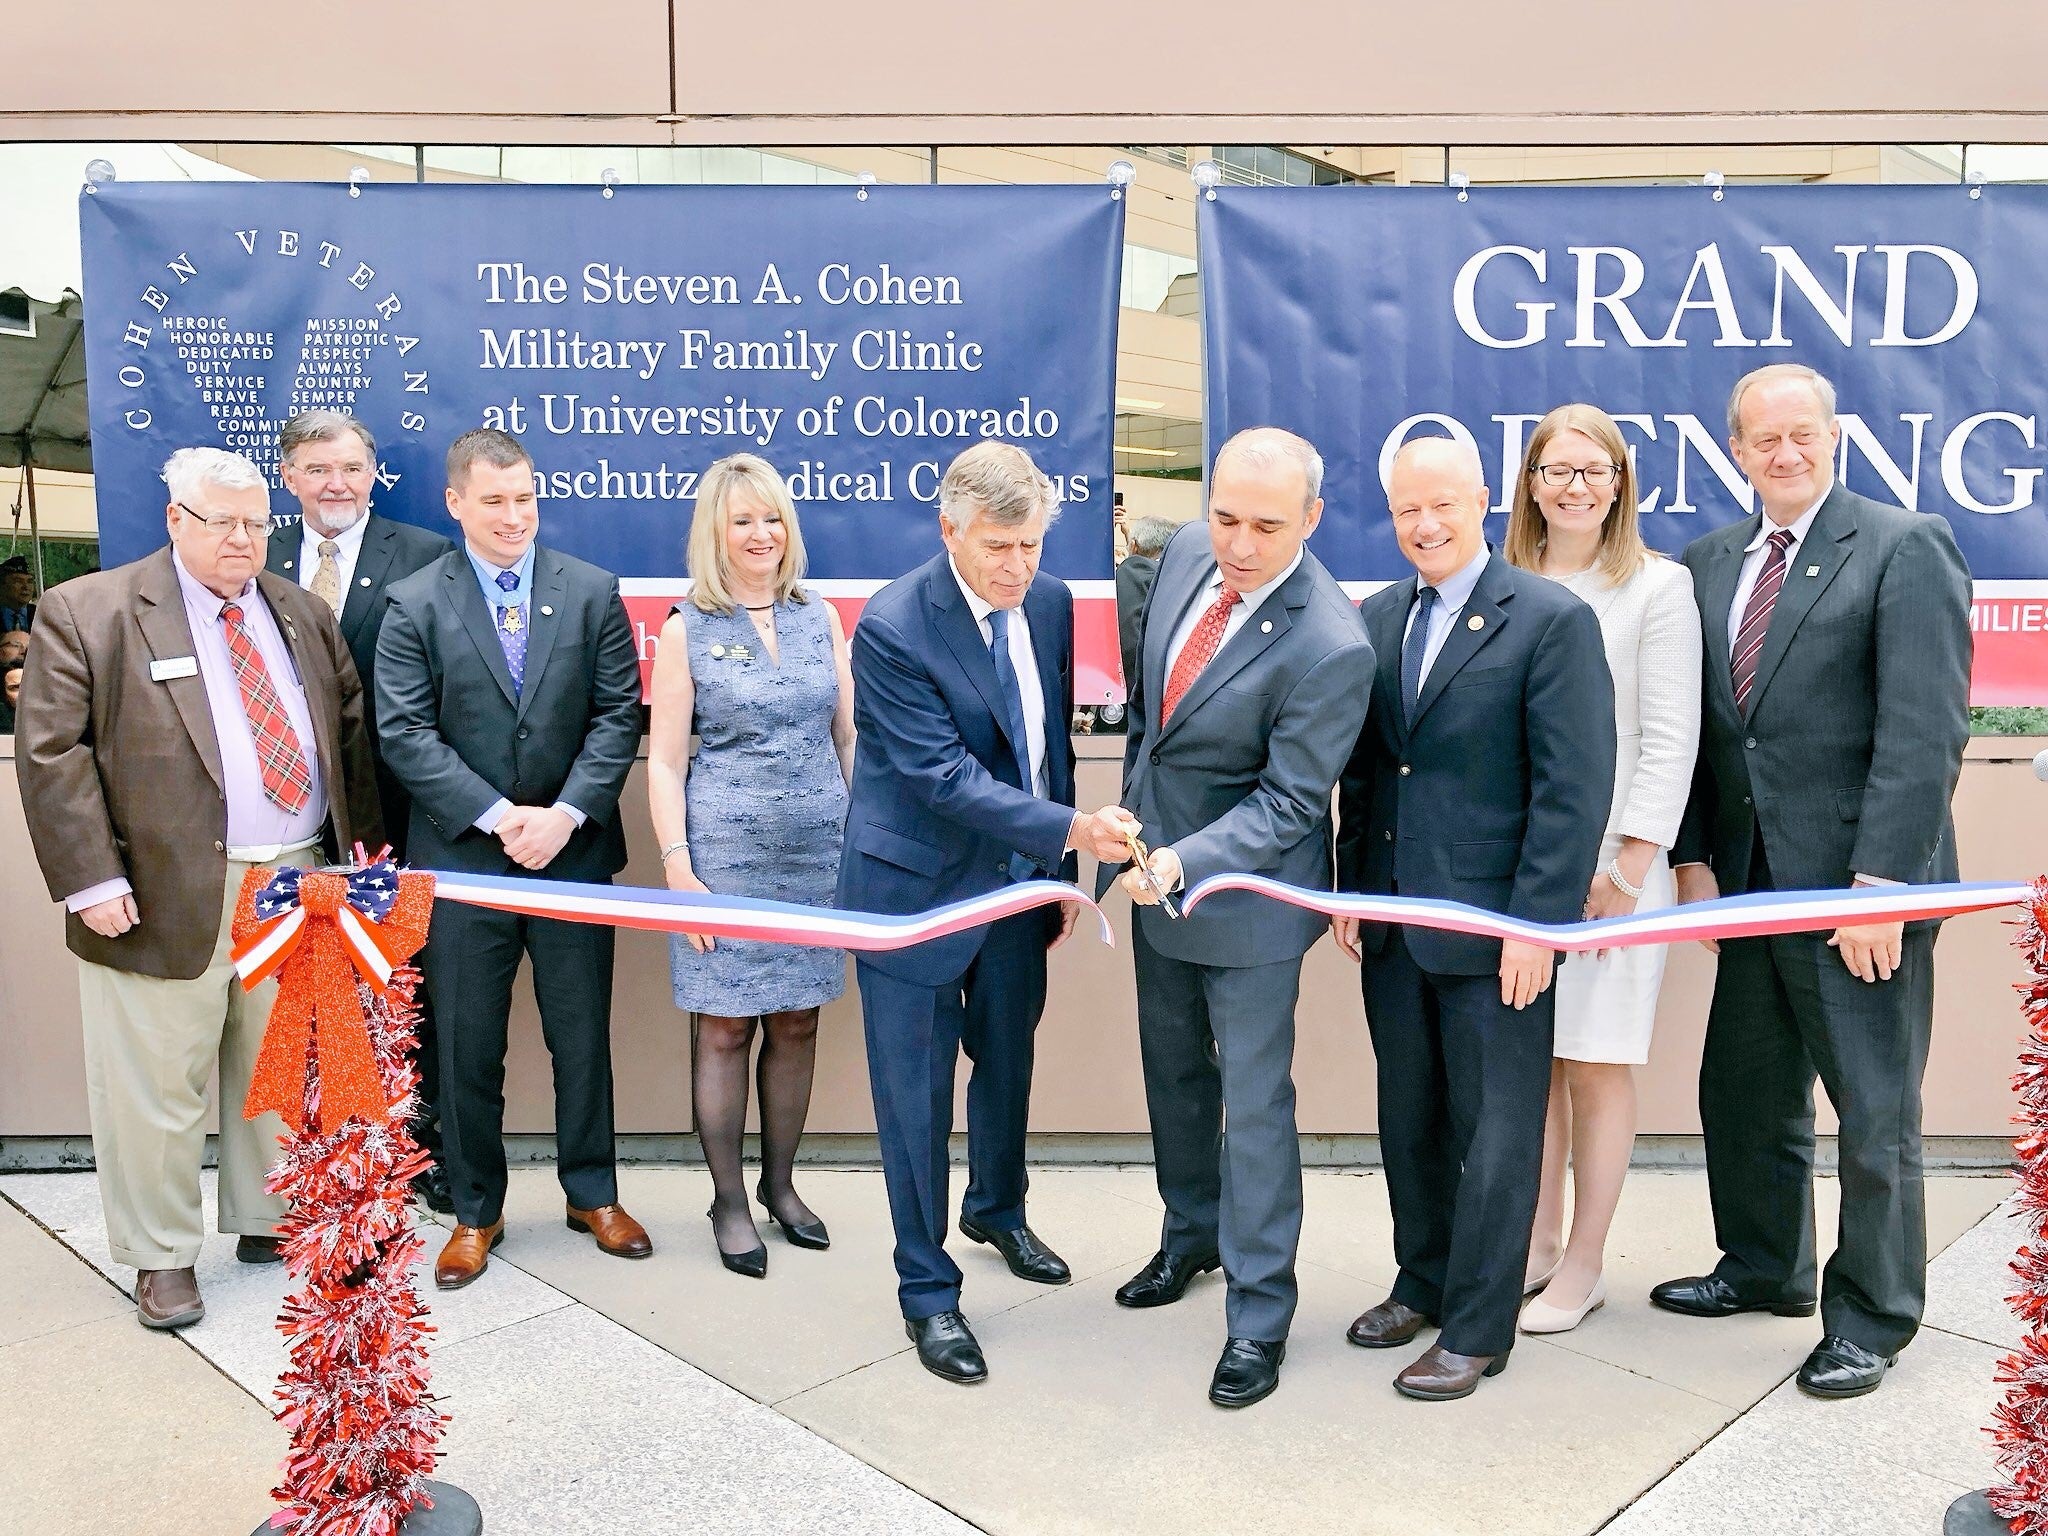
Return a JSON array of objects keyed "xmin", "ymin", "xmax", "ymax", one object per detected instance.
[
  {"xmin": 756, "ymin": 1180, "xmax": 831, "ymax": 1250},
  {"xmin": 709, "ymin": 1206, "xmax": 767, "ymax": 1278}
]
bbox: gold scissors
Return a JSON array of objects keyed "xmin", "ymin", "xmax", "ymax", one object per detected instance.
[{"xmin": 1124, "ymin": 828, "xmax": 1182, "ymax": 921}]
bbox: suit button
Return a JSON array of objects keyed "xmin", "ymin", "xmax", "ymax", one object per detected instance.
[
  {"xmin": 993, "ymin": 862, "xmax": 1006, "ymax": 875},
  {"xmin": 1399, "ymin": 764, "xmax": 1411, "ymax": 777},
  {"xmin": 517, "ymin": 727, "xmax": 531, "ymax": 740},
  {"xmin": 1149, "ymin": 751, "xmax": 1160, "ymax": 765},
  {"xmin": 1744, "ymin": 736, "xmax": 1758, "ymax": 749},
  {"xmin": 214, "ymin": 840, "xmax": 225, "ymax": 852},
  {"xmin": 1383, "ymin": 830, "xmax": 1394, "ymax": 842},
  {"xmin": 1743, "ymin": 795, "xmax": 1753, "ymax": 806}
]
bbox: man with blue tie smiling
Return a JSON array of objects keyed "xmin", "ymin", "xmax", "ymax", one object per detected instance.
[{"xmin": 375, "ymin": 428, "xmax": 650, "ymax": 1289}]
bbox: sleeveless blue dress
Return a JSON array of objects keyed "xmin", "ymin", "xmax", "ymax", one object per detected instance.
[{"xmin": 667, "ymin": 595, "xmax": 848, "ymax": 1014}]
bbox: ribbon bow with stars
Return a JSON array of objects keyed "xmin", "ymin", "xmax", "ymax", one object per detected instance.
[{"xmin": 231, "ymin": 851, "xmax": 436, "ymax": 1135}]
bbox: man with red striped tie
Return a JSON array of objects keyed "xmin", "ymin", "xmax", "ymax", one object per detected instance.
[
  {"xmin": 16, "ymin": 447, "xmax": 382, "ymax": 1331},
  {"xmin": 1656, "ymin": 363, "xmax": 1973, "ymax": 1400}
]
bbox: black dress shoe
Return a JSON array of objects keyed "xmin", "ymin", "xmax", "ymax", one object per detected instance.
[
  {"xmin": 959, "ymin": 1215, "xmax": 1070, "ymax": 1284},
  {"xmin": 1209, "ymin": 1337, "xmax": 1285, "ymax": 1408},
  {"xmin": 411, "ymin": 1163, "xmax": 455, "ymax": 1216},
  {"xmin": 1797, "ymin": 1335, "xmax": 1896, "ymax": 1398},
  {"xmin": 1115, "ymin": 1249, "xmax": 1222, "ymax": 1308},
  {"xmin": 755, "ymin": 1181, "xmax": 831, "ymax": 1250},
  {"xmin": 907, "ymin": 1311, "xmax": 987, "ymax": 1384},
  {"xmin": 1649, "ymin": 1273, "xmax": 1816, "ymax": 1318},
  {"xmin": 709, "ymin": 1208, "xmax": 767, "ymax": 1279},
  {"xmin": 234, "ymin": 1235, "xmax": 283, "ymax": 1265}
]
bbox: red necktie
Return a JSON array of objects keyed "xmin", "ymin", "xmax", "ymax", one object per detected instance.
[
  {"xmin": 1731, "ymin": 528, "xmax": 1795, "ymax": 717},
  {"xmin": 220, "ymin": 602, "xmax": 314, "ymax": 813},
  {"xmin": 1161, "ymin": 586, "xmax": 1241, "ymax": 724}
]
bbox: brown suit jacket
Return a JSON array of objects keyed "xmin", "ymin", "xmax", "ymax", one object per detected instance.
[{"xmin": 17, "ymin": 546, "xmax": 382, "ymax": 980}]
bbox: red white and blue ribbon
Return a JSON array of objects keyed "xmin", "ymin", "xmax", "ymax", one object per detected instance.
[
  {"xmin": 425, "ymin": 872, "xmax": 1110, "ymax": 951},
  {"xmin": 1180, "ymin": 874, "xmax": 2036, "ymax": 950},
  {"xmin": 232, "ymin": 859, "xmax": 408, "ymax": 990}
]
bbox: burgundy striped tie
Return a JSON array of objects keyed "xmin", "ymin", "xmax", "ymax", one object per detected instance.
[{"xmin": 1731, "ymin": 528, "xmax": 1795, "ymax": 717}]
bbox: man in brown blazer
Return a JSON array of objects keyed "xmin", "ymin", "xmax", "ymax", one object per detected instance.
[{"xmin": 16, "ymin": 446, "xmax": 380, "ymax": 1331}]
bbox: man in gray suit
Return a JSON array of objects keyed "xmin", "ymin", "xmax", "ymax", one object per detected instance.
[
  {"xmin": 1109, "ymin": 427, "xmax": 1377, "ymax": 1409},
  {"xmin": 1654, "ymin": 364, "xmax": 1972, "ymax": 1400}
]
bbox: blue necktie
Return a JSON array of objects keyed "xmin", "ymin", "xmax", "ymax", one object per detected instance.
[
  {"xmin": 986, "ymin": 607, "xmax": 1040, "ymax": 882},
  {"xmin": 494, "ymin": 568, "xmax": 528, "ymax": 695},
  {"xmin": 1401, "ymin": 584, "xmax": 1439, "ymax": 724}
]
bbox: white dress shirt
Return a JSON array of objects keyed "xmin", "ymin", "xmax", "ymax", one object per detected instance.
[
  {"xmin": 1163, "ymin": 548, "xmax": 1304, "ymax": 683},
  {"xmin": 951, "ymin": 558, "xmax": 1048, "ymax": 796},
  {"xmin": 1725, "ymin": 494, "xmax": 1823, "ymax": 657},
  {"xmin": 1401, "ymin": 545, "xmax": 1490, "ymax": 690},
  {"xmin": 294, "ymin": 512, "xmax": 371, "ymax": 609}
]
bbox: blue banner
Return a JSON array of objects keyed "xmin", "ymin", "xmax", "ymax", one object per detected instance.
[
  {"xmin": 81, "ymin": 182, "xmax": 1124, "ymax": 584},
  {"xmin": 1200, "ymin": 185, "xmax": 2048, "ymax": 586}
]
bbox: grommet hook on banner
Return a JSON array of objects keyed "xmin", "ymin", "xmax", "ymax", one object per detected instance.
[
  {"xmin": 1968, "ymin": 168, "xmax": 1987, "ymax": 200},
  {"xmin": 1106, "ymin": 159, "xmax": 1136, "ymax": 201},
  {"xmin": 348, "ymin": 166, "xmax": 370, "ymax": 199},
  {"xmin": 82, "ymin": 158, "xmax": 116, "ymax": 195},
  {"xmin": 601, "ymin": 167, "xmax": 619, "ymax": 200},
  {"xmin": 1703, "ymin": 169, "xmax": 1725, "ymax": 203},
  {"xmin": 855, "ymin": 170, "xmax": 877, "ymax": 202},
  {"xmin": 1448, "ymin": 171, "xmax": 1470, "ymax": 204},
  {"xmin": 1191, "ymin": 160, "xmax": 1221, "ymax": 202}
]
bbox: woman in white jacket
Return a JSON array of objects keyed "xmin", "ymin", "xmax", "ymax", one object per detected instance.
[{"xmin": 1506, "ymin": 404, "xmax": 1703, "ymax": 1334}]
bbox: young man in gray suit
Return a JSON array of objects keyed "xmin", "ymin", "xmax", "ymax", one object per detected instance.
[
  {"xmin": 1654, "ymin": 363, "xmax": 1972, "ymax": 1399},
  {"xmin": 1111, "ymin": 427, "xmax": 1378, "ymax": 1409},
  {"xmin": 1336, "ymin": 436, "xmax": 1615, "ymax": 1402}
]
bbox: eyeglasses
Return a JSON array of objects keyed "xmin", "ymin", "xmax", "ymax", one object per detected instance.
[
  {"xmin": 1533, "ymin": 463, "xmax": 1622, "ymax": 488},
  {"xmin": 295, "ymin": 460, "xmax": 372, "ymax": 480},
  {"xmin": 176, "ymin": 503, "xmax": 273, "ymax": 540}
]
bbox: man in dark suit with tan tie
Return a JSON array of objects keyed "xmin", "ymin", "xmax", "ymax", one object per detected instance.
[
  {"xmin": 375, "ymin": 428, "xmax": 650, "ymax": 1288},
  {"xmin": 1113, "ymin": 427, "xmax": 1378, "ymax": 1409},
  {"xmin": 1654, "ymin": 364, "xmax": 1973, "ymax": 1399},
  {"xmin": 267, "ymin": 410, "xmax": 455, "ymax": 1209},
  {"xmin": 17, "ymin": 446, "xmax": 380, "ymax": 1330},
  {"xmin": 1336, "ymin": 436, "xmax": 1614, "ymax": 1402}
]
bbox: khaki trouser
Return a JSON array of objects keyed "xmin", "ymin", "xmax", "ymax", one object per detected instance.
[{"xmin": 77, "ymin": 846, "xmax": 317, "ymax": 1270}]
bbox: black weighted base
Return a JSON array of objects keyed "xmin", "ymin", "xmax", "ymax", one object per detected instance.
[
  {"xmin": 1944, "ymin": 1489, "xmax": 2010, "ymax": 1536},
  {"xmin": 252, "ymin": 1481, "xmax": 481, "ymax": 1536}
]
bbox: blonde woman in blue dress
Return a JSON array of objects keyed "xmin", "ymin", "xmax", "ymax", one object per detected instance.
[
  {"xmin": 1505, "ymin": 405, "xmax": 1702, "ymax": 1333},
  {"xmin": 647, "ymin": 455, "xmax": 855, "ymax": 1278}
]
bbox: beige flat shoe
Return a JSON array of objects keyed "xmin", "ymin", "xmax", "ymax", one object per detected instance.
[{"xmin": 1521, "ymin": 1274, "xmax": 1607, "ymax": 1334}]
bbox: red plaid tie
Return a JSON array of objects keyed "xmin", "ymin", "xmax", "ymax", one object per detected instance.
[
  {"xmin": 1731, "ymin": 528, "xmax": 1795, "ymax": 717},
  {"xmin": 1161, "ymin": 586, "xmax": 1241, "ymax": 724},
  {"xmin": 220, "ymin": 602, "xmax": 313, "ymax": 813}
]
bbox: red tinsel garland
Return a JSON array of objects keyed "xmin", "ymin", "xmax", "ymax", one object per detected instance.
[
  {"xmin": 237, "ymin": 866, "xmax": 445, "ymax": 1536},
  {"xmin": 1992, "ymin": 878, "xmax": 2048, "ymax": 1532}
]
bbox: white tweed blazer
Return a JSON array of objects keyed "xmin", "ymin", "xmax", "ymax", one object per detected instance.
[{"xmin": 1556, "ymin": 554, "xmax": 1703, "ymax": 850}]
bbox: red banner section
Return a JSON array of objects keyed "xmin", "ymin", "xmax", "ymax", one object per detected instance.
[{"xmin": 1972, "ymin": 586, "xmax": 2048, "ymax": 707}]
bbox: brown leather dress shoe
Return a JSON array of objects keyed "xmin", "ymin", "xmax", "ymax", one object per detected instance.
[
  {"xmin": 1394, "ymin": 1343, "xmax": 1508, "ymax": 1401},
  {"xmin": 136, "ymin": 1267, "xmax": 205, "ymax": 1330},
  {"xmin": 434, "ymin": 1220, "xmax": 505, "ymax": 1290},
  {"xmin": 567, "ymin": 1203, "xmax": 653, "ymax": 1259},
  {"xmin": 1347, "ymin": 1298, "xmax": 1433, "ymax": 1349}
]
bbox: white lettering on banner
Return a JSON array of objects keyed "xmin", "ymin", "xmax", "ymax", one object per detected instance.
[
  {"xmin": 534, "ymin": 393, "xmax": 785, "ymax": 446},
  {"xmin": 1973, "ymin": 603, "xmax": 2048, "ymax": 633},
  {"xmin": 676, "ymin": 329, "xmax": 840, "ymax": 381},
  {"xmin": 816, "ymin": 264, "xmax": 963, "ymax": 307},
  {"xmin": 480, "ymin": 329, "xmax": 669, "ymax": 380},
  {"xmin": 582, "ymin": 263, "xmax": 741, "ymax": 306},
  {"xmin": 1941, "ymin": 413, "xmax": 2042, "ymax": 514},
  {"xmin": 1451, "ymin": 240, "xmax": 1981, "ymax": 351}
]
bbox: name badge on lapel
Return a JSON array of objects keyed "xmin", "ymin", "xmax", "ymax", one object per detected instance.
[{"xmin": 149, "ymin": 656, "xmax": 200, "ymax": 681}]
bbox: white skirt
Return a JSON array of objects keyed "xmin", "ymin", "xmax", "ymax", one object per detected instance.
[{"xmin": 1551, "ymin": 835, "xmax": 1674, "ymax": 1066}]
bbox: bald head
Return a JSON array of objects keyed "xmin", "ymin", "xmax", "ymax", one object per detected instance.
[
  {"xmin": 1386, "ymin": 436, "xmax": 1490, "ymax": 588},
  {"xmin": 1214, "ymin": 426, "xmax": 1323, "ymax": 512}
]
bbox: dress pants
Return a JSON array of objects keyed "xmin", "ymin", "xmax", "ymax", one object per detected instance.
[
  {"xmin": 75, "ymin": 846, "xmax": 314, "ymax": 1271},
  {"xmin": 856, "ymin": 908, "xmax": 1050, "ymax": 1320},
  {"xmin": 427, "ymin": 896, "xmax": 620, "ymax": 1228},
  {"xmin": 1133, "ymin": 919, "xmax": 1305, "ymax": 1343},
  {"xmin": 1700, "ymin": 925, "xmax": 1936, "ymax": 1355},
  {"xmin": 1363, "ymin": 928, "xmax": 1555, "ymax": 1357}
]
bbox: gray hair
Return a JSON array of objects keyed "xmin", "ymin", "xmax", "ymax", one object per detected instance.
[
  {"xmin": 278, "ymin": 410, "xmax": 375, "ymax": 464},
  {"xmin": 938, "ymin": 441, "xmax": 1062, "ymax": 534},
  {"xmin": 162, "ymin": 446, "xmax": 268, "ymax": 506},
  {"xmin": 1213, "ymin": 426, "xmax": 1325, "ymax": 510},
  {"xmin": 1727, "ymin": 363, "xmax": 1838, "ymax": 438},
  {"xmin": 1124, "ymin": 515, "xmax": 1176, "ymax": 559},
  {"xmin": 1389, "ymin": 434, "xmax": 1486, "ymax": 492}
]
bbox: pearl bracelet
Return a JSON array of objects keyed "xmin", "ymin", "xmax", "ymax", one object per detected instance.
[{"xmin": 1605, "ymin": 861, "xmax": 1645, "ymax": 900}]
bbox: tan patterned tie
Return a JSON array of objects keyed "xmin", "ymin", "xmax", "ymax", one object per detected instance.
[{"xmin": 310, "ymin": 539, "xmax": 341, "ymax": 616}]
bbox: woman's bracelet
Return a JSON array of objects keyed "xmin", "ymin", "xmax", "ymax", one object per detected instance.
[
  {"xmin": 1605, "ymin": 860, "xmax": 1645, "ymax": 900},
  {"xmin": 659, "ymin": 840, "xmax": 690, "ymax": 865}
]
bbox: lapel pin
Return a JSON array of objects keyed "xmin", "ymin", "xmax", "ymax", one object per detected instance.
[
  {"xmin": 1805, "ymin": 564, "xmax": 1820, "ymax": 577},
  {"xmin": 283, "ymin": 560, "xmax": 295, "ymax": 570},
  {"xmin": 710, "ymin": 643, "xmax": 726, "ymax": 659},
  {"xmin": 1260, "ymin": 619, "xmax": 1273, "ymax": 634},
  {"xmin": 359, "ymin": 576, "xmax": 372, "ymax": 587},
  {"xmin": 1468, "ymin": 614, "xmax": 1484, "ymax": 631},
  {"xmin": 540, "ymin": 605, "xmax": 553, "ymax": 617}
]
